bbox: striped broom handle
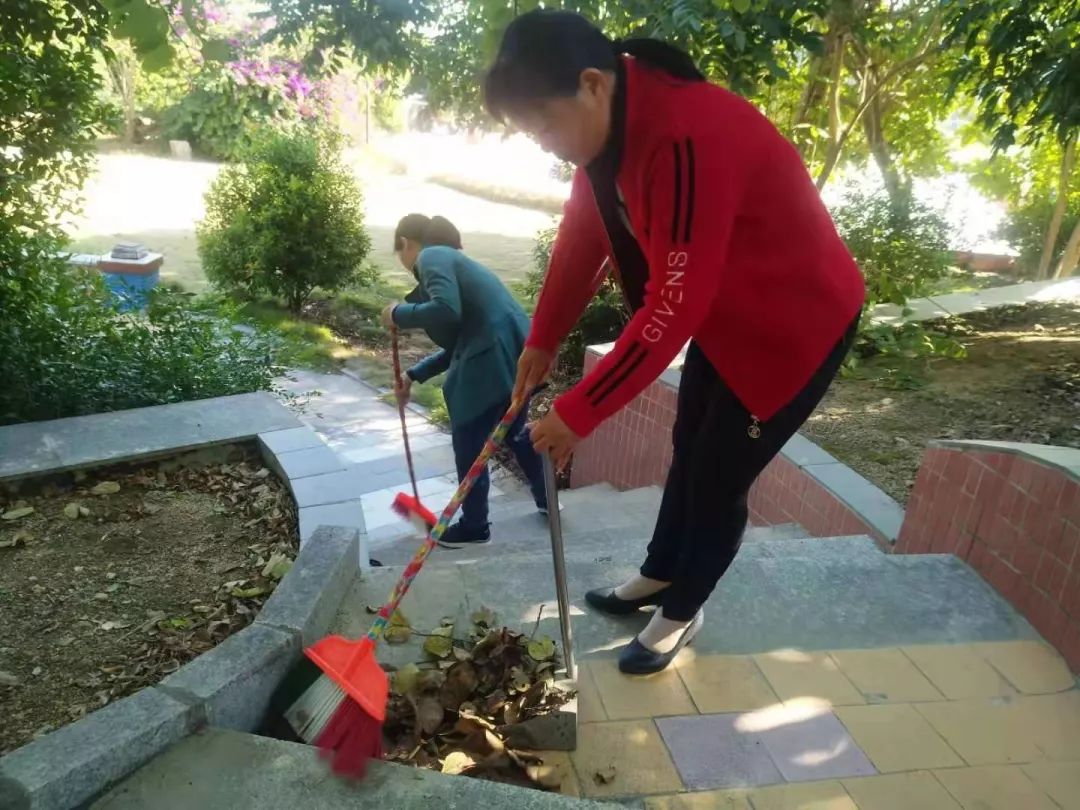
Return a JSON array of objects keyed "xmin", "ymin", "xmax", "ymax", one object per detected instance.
[
  {"xmin": 366, "ymin": 397, "xmax": 526, "ymax": 643},
  {"xmin": 389, "ymin": 327, "xmax": 421, "ymax": 503}
]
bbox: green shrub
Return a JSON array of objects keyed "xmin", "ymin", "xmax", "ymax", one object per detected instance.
[
  {"xmin": 830, "ymin": 186, "xmax": 952, "ymax": 308},
  {"xmin": 198, "ymin": 128, "xmax": 375, "ymax": 312},
  {"xmin": 997, "ymin": 195, "xmax": 1080, "ymax": 274},
  {"xmin": 521, "ymin": 226, "xmax": 629, "ymax": 374},
  {"xmin": 162, "ymin": 69, "xmax": 297, "ymax": 160},
  {"xmin": 0, "ymin": 238, "xmax": 283, "ymax": 426}
]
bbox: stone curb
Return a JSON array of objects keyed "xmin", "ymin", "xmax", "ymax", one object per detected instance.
[
  {"xmin": 0, "ymin": 396, "xmax": 373, "ymax": 809},
  {"xmin": 0, "ymin": 687, "xmax": 198, "ymax": 810},
  {"xmin": 931, "ymin": 439, "xmax": 1080, "ymax": 482},
  {"xmin": 256, "ymin": 526, "xmax": 360, "ymax": 647}
]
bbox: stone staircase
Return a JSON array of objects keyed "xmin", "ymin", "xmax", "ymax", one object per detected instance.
[{"xmin": 97, "ymin": 480, "xmax": 1074, "ymax": 809}]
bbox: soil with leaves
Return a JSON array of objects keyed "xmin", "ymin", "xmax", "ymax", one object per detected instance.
[
  {"xmin": 0, "ymin": 446, "xmax": 298, "ymax": 755},
  {"xmin": 803, "ymin": 302, "xmax": 1080, "ymax": 503},
  {"xmin": 377, "ymin": 605, "xmax": 575, "ymax": 792}
]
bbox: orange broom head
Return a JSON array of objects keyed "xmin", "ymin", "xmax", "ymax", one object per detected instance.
[
  {"xmin": 391, "ymin": 492, "xmax": 437, "ymax": 533},
  {"xmin": 304, "ymin": 636, "xmax": 388, "ymax": 723}
]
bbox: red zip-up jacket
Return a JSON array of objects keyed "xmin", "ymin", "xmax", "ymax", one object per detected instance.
[{"xmin": 528, "ymin": 57, "xmax": 866, "ymax": 439}]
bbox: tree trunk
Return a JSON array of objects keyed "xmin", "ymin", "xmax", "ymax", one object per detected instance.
[
  {"xmin": 1038, "ymin": 137, "xmax": 1076, "ymax": 279},
  {"xmin": 814, "ymin": 34, "xmax": 847, "ymax": 190},
  {"xmin": 863, "ymin": 85, "xmax": 903, "ymax": 203},
  {"xmin": 1053, "ymin": 216, "xmax": 1080, "ymax": 279}
]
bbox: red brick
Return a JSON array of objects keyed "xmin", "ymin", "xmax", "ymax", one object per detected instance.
[
  {"xmin": 1008, "ymin": 487, "xmax": 1031, "ymax": 528},
  {"xmin": 1010, "ymin": 578, "xmax": 1036, "ymax": 615},
  {"xmin": 944, "ymin": 453, "xmax": 970, "ymax": 488},
  {"xmin": 962, "ymin": 462, "xmax": 985, "ymax": 496},
  {"xmin": 1012, "ymin": 540, "xmax": 1043, "ymax": 579},
  {"xmin": 1012, "ymin": 458, "xmax": 1037, "ymax": 494},
  {"xmin": 984, "ymin": 452, "xmax": 1016, "ymax": 477},
  {"xmin": 968, "ymin": 541, "xmax": 992, "ymax": 576},
  {"xmin": 987, "ymin": 559, "xmax": 1021, "ymax": 603},
  {"xmin": 1058, "ymin": 521, "xmax": 1079, "ymax": 569},
  {"xmin": 1057, "ymin": 481, "xmax": 1080, "ymax": 525},
  {"xmin": 1063, "ymin": 570, "xmax": 1080, "ymax": 619},
  {"xmin": 1027, "ymin": 591, "xmax": 1070, "ymax": 649},
  {"xmin": 1035, "ymin": 555, "xmax": 1068, "ymax": 600}
]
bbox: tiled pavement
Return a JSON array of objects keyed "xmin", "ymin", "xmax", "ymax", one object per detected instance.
[{"xmin": 545, "ymin": 640, "xmax": 1079, "ymax": 808}]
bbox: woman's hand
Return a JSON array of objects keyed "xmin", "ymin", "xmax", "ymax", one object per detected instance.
[
  {"xmin": 512, "ymin": 347, "xmax": 555, "ymax": 402},
  {"xmin": 530, "ymin": 409, "xmax": 579, "ymax": 470},
  {"xmin": 395, "ymin": 375, "xmax": 412, "ymax": 408},
  {"xmin": 380, "ymin": 303, "xmax": 398, "ymax": 330}
]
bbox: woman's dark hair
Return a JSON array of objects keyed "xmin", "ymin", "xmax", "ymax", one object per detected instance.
[
  {"xmin": 484, "ymin": 10, "xmax": 704, "ymax": 122},
  {"xmin": 393, "ymin": 214, "xmax": 462, "ymax": 251}
]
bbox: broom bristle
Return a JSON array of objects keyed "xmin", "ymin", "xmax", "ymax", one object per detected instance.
[
  {"xmin": 282, "ymin": 673, "xmax": 348, "ymax": 743},
  {"xmin": 314, "ymin": 695, "xmax": 384, "ymax": 778}
]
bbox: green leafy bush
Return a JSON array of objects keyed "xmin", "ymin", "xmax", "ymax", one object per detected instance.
[
  {"xmin": 0, "ymin": 239, "xmax": 283, "ymax": 426},
  {"xmin": 521, "ymin": 226, "xmax": 629, "ymax": 374},
  {"xmin": 162, "ymin": 68, "xmax": 300, "ymax": 160},
  {"xmin": 198, "ymin": 128, "xmax": 375, "ymax": 311},
  {"xmin": 830, "ymin": 185, "xmax": 952, "ymax": 308},
  {"xmin": 997, "ymin": 195, "xmax": 1080, "ymax": 274}
]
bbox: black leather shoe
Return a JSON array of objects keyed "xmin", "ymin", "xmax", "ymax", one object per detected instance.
[
  {"xmin": 585, "ymin": 586, "xmax": 665, "ymax": 615},
  {"xmin": 440, "ymin": 521, "xmax": 491, "ymax": 546},
  {"xmin": 618, "ymin": 611, "xmax": 704, "ymax": 675}
]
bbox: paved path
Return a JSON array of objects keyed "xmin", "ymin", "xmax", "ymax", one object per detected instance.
[
  {"xmin": 871, "ymin": 277, "xmax": 1080, "ymax": 326},
  {"xmin": 277, "ymin": 368, "xmax": 510, "ymax": 558}
]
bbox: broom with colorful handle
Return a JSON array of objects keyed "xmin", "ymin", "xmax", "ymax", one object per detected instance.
[
  {"xmin": 268, "ymin": 396, "xmax": 528, "ymax": 779},
  {"xmin": 387, "ymin": 326, "xmax": 440, "ymax": 536}
]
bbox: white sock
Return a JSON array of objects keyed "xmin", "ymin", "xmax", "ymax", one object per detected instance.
[
  {"xmin": 613, "ymin": 575, "xmax": 669, "ymax": 601},
  {"xmin": 637, "ymin": 609, "xmax": 702, "ymax": 655}
]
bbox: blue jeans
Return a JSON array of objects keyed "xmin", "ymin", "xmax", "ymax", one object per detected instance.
[{"xmin": 451, "ymin": 397, "xmax": 547, "ymax": 530}]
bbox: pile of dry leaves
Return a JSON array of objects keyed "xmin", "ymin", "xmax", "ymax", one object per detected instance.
[
  {"xmin": 380, "ymin": 606, "xmax": 575, "ymax": 792},
  {"xmin": 0, "ymin": 446, "xmax": 298, "ymax": 754}
]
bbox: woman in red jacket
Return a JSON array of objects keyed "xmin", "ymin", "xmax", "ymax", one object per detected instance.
[{"xmin": 487, "ymin": 10, "xmax": 866, "ymax": 675}]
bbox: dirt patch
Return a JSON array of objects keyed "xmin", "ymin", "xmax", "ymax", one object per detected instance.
[
  {"xmin": 803, "ymin": 302, "xmax": 1080, "ymax": 504},
  {"xmin": 0, "ymin": 445, "xmax": 298, "ymax": 755}
]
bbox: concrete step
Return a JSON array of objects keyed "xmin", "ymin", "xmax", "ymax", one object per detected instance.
[
  {"xmin": 336, "ymin": 537, "xmax": 1037, "ymax": 670},
  {"xmin": 92, "ymin": 728, "xmax": 614, "ymax": 810}
]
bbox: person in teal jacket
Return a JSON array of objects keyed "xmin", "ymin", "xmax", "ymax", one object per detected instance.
[{"xmin": 381, "ymin": 214, "xmax": 549, "ymax": 545}]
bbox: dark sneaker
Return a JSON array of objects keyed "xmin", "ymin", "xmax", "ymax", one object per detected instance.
[
  {"xmin": 440, "ymin": 521, "xmax": 491, "ymax": 546},
  {"xmin": 536, "ymin": 502, "xmax": 564, "ymax": 517}
]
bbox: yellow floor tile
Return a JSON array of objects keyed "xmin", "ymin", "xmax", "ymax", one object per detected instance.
[
  {"xmin": 1008, "ymin": 691, "xmax": 1080, "ymax": 760},
  {"xmin": 572, "ymin": 720, "xmax": 683, "ymax": 798},
  {"xmin": 842, "ymin": 771, "xmax": 961, "ymax": 810},
  {"xmin": 830, "ymin": 648, "xmax": 944, "ymax": 703},
  {"xmin": 835, "ymin": 704, "xmax": 964, "ymax": 772},
  {"xmin": 524, "ymin": 751, "xmax": 581, "ymax": 797},
  {"xmin": 747, "ymin": 780, "xmax": 857, "ymax": 810},
  {"xmin": 754, "ymin": 650, "xmax": 866, "ymax": 707},
  {"xmin": 588, "ymin": 658, "xmax": 697, "ymax": 720},
  {"xmin": 972, "ymin": 641, "xmax": 1077, "ymax": 695},
  {"xmin": 915, "ymin": 698, "xmax": 1044, "ymax": 765},
  {"xmin": 934, "ymin": 765, "xmax": 1060, "ymax": 810},
  {"xmin": 902, "ymin": 645, "xmax": 1016, "ymax": 700},
  {"xmin": 645, "ymin": 790, "xmax": 752, "ymax": 809},
  {"xmin": 575, "ymin": 663, "xmax": 608, "ymax": 723},
  {"xmin": 675, "ymin": 653, "xmax": 780, "ymax": 714},
  {"xmin": 1023, "ymin": 762, "xmax": 1080, "ymax": 810}
]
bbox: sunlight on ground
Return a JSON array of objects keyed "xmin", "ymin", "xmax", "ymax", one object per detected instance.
[
  {"xmin": 735, "ymin": 698, "xmax": 833, "ymax": 733},
  {"xmin": 64, "ymin": 147, "xmax": 555, "ymax": 296}
]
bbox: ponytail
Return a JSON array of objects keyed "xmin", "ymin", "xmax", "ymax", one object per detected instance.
[
  {"xmin": 393, "ymin": 213, "xmax": 462, "ymax": 252},
  {"xmin": 485, "ymin": 10, "xmax": 703, "ymax": 122},
  {"xmin": 613, "ymin": 37, "xmax": 704, "ymax": 81}
]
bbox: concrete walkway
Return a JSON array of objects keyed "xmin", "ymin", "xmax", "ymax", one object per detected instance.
[
  {"xmin": 871, "ymin": 277, "xmax": 1080, "ymax": 326},
  {"xmin": 277, "ymin": 368, "xmax": 510, "ymax": 559}
]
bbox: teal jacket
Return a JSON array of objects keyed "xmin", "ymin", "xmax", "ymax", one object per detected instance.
[{"xmin": 392, "ymin": 246, "xmax": 530, "ymax": 427}]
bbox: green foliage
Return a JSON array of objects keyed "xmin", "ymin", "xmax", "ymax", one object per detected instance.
[
  {"xmin": 198, "ymin": 128, "xmax": 375, "ymax": 311},
  {"xmin": 264, "ymin": 0, "xmax": 435, "ymax": 74},
  {"xmin": 1, "ymin": 0, "xmax": 109, "ymax": 238},
  {"xmin": 0, "ymin": 242, "xmax": 282, "ymax": 426},
  {"xmin": 521, "ymin": 226, "xmax": 628, "ymax": 373},
  {"xmin": 830, "ymin": 186, "xmax": 951, "ymax": 307},
  {"xmin": 162, "ymin": 68, "xmax": 300, "ymax": 160},
  {"xmin": 998, "ymin": 196, "xmax": 1080, "ymax": 274},
  {"xmin": 948, "ymin": 1, "xmax": 1080, "ymax": 150}
]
